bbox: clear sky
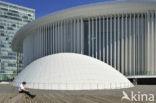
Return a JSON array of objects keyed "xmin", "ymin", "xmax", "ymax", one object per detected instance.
[{"xmin": 0, "ymin": 0, "xmax": 115, "ymax": 18}]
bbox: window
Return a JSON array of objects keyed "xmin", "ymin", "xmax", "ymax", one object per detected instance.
[
  {"xmin": 0, "ymin": 25, "xmax": 4, "ymax": 29},
  {"xmin": 1, "ymin": 33, "xmax": 4, "ymax": 36},
  {"xmin": 0, "ymin": 7, "xmax": 8, "ymax": 11},
  {"xmin": 9, "ymin": 9, "xmax": 18, "ymax": 13},
  {"xmin": 7, "ymin": 27, "xmax": 14, "ymax": 30}
]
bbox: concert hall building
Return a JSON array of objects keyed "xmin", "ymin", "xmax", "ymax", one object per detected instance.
[{"xmin": 12, "ymin": 0, "xmax": 156, "ymax": 89}]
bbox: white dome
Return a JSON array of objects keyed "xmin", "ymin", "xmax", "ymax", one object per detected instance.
[{"xmin": 13, "ymin": 53, "xmax": 133, "ymax": 90}]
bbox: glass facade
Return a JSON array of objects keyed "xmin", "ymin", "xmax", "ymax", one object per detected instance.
[{"xmin": 0, "ymin": 1, "xmax": 35, "ymax": 81}]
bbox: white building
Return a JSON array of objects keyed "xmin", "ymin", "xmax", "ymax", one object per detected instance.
[{"xmin": 12, "ymin": 0, "xmax": 156, "ymax": 89}]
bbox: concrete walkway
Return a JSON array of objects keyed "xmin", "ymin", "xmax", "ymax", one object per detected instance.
[{"xmin": 0, "ymin": 84, "xmax": 156, "ymax": 103}]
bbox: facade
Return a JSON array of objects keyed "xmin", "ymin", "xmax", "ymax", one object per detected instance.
[
  {"xmin": 0, "ymin": 1, "xmax": 35, "ymax": 81},
  {"xmin": 12, "ymin": 1, "xmax": 156, "ymax": 81},
  {"xmin": 13, "ymin": 53, "xmax": 133, "ymax": 90}
]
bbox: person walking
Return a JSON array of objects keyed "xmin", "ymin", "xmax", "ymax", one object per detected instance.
[{"xmin": 18, "ymin": 81, "xmax": 36, "ymax": 98}]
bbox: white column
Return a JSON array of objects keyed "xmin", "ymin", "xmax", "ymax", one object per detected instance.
[
  {"xmin": 35, "ymin": 28, "xmax": 37, "ymax": 59},
  {"xmin": 39, "ymin": 27, "xmax": 41, "ymax": 58},
  {"xmin": 36, "ymin": 29, "xmax": 38, "ymax": 59},
  {"xmin": 42, "ymin": 26, "xmax": 44, "ymax": 56},
  {"xmin": 69, "ymin": 20, "xmax": 71, "ymax": 52},
  {"xmin": 64, "ymin": 20, "xmax": 67, "ymax": 52},
  {"xmin": 43, "ymin": 25, "xmax": 45, "ymax": 56},
  {"xmin": 67, "ymin": 20, "xmax": 70, "ymax": 52},
  {"xmin": 110, "ymin": 16, "xmax": 112, "ymax": 66},
  {"xmin": 117, "ymin": 15, "xmax": 120, "ymax": 72},
  {"xmin": 61, "ymin": 20, "xmax": 63, "ymax": 52},
  {"xmin": 70, "ymin": 20, "xmax": 73, "ymax": 52},
  {"xmin": 138, "ymin": 14, "xmax": 141, "ymax": 74},
  {"xmin": 114, "ymin": 16, "xmax": 117, "ymax": 69},
  {"xmin": 41, "ymin": 27, "xmax": 43, "ymax": 56},
  {"xmin": 52, "ymin": 23, "xmax": 54, "ymax": 54},
  {"xmin": 34, "ymin": 28, "xmax": 38, "ymax": 60},
  {"xmin": 53, "ymin": 23, "xmax": 55, "ymax": 53},
  {"xmin": 47, "ymin": 23, "xmax": 51, "ymax": 55},
  {"xmin": 76, "ymin": 19, "xmax": 78, "ymax": 53},
  {"xmin": 62, "ymin": 20, "xmax": 64, "ymax": 52},
  {"xmin": 40, "ymin": 27, "xmax": 43, "ymax": 57},
  {"xmin": 58, "ymin": 22, "xmax": 60, "ymax": 53},
  {"xmin": 95, "ymin": 17, "xmax": 98, "ymax": 58},
  {"xmin": 141, "ymin": 14, "xmax": 144, "ymax": 75},
  {"xmin": 59, "ymin": 21, "xmax": 62, "ymax": 53},
  {"xmin": 53, "ymin": 23, "xmax": 55, "ymax": 54},
  {"xmin": 48, "ymin": 23, "xmax": 52, "ymax": 55},
  {"xmin": 81, "ymin": 18, "xmax": 84, "ymax": 54},
  {"xmin": 147, "ymin": 12, "xmax": 150, "ymax": 75},
  {"xmin": 99, "ymin": 17, "xmax": 101, "ymax": 60},
  {"xmin": 121, "ymin": 14, "xmax": 124, "ymax": 74},
  {"xmin": 43, "ymin": 25, "xmax": 46, "ymax": 56},
  {"xmin": 106, "ymin": 17, "xmax": 109, "ymax": 63},
  {"xmin": 77, "ymin": 19, "xmax": 80, "ymax": 53},
  {"xmin": 38, "ymin": 27, "xmax": 40, "ymax": 58},
  {"xmin": 145, "ymin": 14, "xmax": 147, "ymax": 75},
  {"xmin": 56, "ymin": 21, "xmax": 59, "ymax": 53},
  {"xmin": 39, "ymin": 27, "xmax": 40, "ymax": 58},
  {"xmin": 56, "ymin": 22, "xmax": 58, "ymax": 53},
  {"xmin": 73, "ymin": 19, "xmax": 76, "ymax": 52},
  {"xmin": 125, "ymin": 14, "xmax": 128, "ymax": 75},
  {"xmin": 35, "ymin": 28, "xmax": 38, "ymax": 59},
  {"xmin": 103, "ymin": 17, "xmax": 105, "ymax": 62},
  {"xmin": 33, "ymin": 30, "xmax": 36, "ymax": 59},
  {"xmin": 137, "ymin": 14, "xmax": 140, "ymax": 75},
  {"xmin": 92, "ymin": 18, "xmax": 94, "ymax": 57},
  {"xmin": 51, "ymin": 23, "xmax": 53, "ymax": 54},
  {"xmin": 133, "ymin": 13, "xmax": 136, "ymax": 75},
  {"xmin": 129, "ymin": 14, "xmax": 132, "ymax": 75},
  {"xmin": 57, "ymin": 22, "xmax": 59, "ymax": 53},
  {"xmin": 44, "ymin": 25, "xmax": 45, "ymax": 56},
  {"xmin": 47, "ymin": 24, "xmax": 49, "ymax": 55},
  {"xmin": 151, "ymin": 12, "xmax": 154, "ymax": 74},
  {"xmin": 88, "ymin": 18, "xmax": 91, "ymax": 56},
  {"xmin": 32, "ymin": 30, "xmax": 35, "ymax": 61},
  {"xmin": 45, "ymin": 25, "xmax": 47, "ymax": 56}
]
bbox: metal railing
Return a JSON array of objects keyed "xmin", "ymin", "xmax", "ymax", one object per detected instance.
[{"xmin": 12, "ymin": 82, "xmax": 133, "ymax": 90}]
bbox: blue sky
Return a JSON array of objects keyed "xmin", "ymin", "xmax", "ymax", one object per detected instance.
[{"xmin": 1, "ymin": 0, "xmax": 115, "ymax": 18}]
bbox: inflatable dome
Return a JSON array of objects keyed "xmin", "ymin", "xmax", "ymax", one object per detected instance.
[{"xmin": 12, "ymin": 53, "xmax": 133, "ymax": 90}]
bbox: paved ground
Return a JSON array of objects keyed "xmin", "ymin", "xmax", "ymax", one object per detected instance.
[{"xmin": 0, "ymin": 84, "xmax": 156, "ymax": 103}]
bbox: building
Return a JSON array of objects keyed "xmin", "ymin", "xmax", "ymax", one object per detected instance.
[
  {"xmin": 0, "ymin": 1, "xmax": 35, "ymax": 81},
  {"xmin": 12, "ymin": 0, "xmax": 156, "ymax": 87}
]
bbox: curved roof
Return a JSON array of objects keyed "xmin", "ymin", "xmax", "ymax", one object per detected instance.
[
  {"xmin": 12, "ymin": 1, "xmax": 156, "ymax": 52},
  {"xmin": 12, "ymin": 53, "xmax": 133, "ymax": 90}
]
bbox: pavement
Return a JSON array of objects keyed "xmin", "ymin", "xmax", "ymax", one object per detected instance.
[{"xmin": 0, "ymin": 84, "xmax": 156, "ymax": 103}]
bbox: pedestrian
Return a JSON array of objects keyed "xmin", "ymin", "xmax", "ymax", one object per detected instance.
[{"xmin": 18, "ymin": 81, "xmax": 36, "ymax": 98}]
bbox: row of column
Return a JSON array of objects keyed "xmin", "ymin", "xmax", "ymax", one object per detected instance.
[
  {"xmin": 23, "ymin": 12, "xmax": 156, "ymax": 76},
  {"xmin": 23, "ymin": 18, "xmax": 84, "ymax": 67},
  {"xmin": 86, "ymin": 12, "xmax": 155, "ymax": 75},
  {"xmin": 147, "ymin": 11, "xmax": 156, "ymax": 75}
]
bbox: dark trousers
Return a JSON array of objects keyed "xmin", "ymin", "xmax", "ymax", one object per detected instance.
[{"xmin": 19, "ymin": 90, "xmax": 34, "ymax": 98}]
